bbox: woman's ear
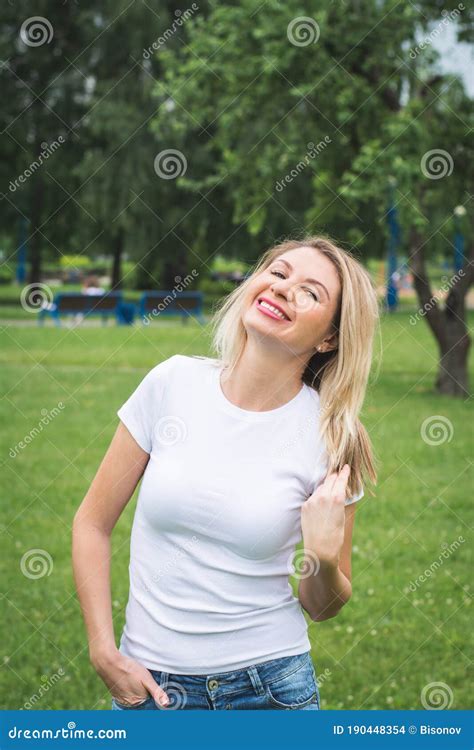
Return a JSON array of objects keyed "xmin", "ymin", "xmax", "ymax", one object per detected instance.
[{"xmin": 316, "ymin": 333, "xmax": 338, "ymax": 354}]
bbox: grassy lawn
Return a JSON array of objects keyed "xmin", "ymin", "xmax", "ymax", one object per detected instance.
[{"xmin": 0, "ymin": 313, "xmax": 472, "ymax": 710}]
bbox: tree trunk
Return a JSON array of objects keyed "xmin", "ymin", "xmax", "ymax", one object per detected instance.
[
  {"xmin": 408, "ymin": 226, "xmax": 472, "ymax": 398},
  {"xmin": 163, "ymin": 254, "xmax": 188, "ymax": 289},
  {"xmin": 28, "ymin": 169, "xmax": 44, "ymax": 284},
  {"xmin": 111, "ymin": 228, "xmax": 124, "ymax": 289},
  {"xmin": 435, "ymin": 285, "xmax": 471, "ymax": 396}
]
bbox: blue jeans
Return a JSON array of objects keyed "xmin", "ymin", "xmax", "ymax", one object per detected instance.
[{"xmin": 111, "ymin": 651, "xmax": 320, "ymax": 710}]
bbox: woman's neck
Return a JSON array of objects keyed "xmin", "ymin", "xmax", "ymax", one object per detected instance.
[{"xmin": 220, "ymin": 344, "xmax": 307, "ymax": 411}]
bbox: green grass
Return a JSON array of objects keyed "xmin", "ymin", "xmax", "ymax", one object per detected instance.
[{"xmin": 0, "ymin": 314, "xmax": 472, "ymax": 710}]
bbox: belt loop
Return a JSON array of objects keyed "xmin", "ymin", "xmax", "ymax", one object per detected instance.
[
  {"xmin": 159, "ymin": 671, "xmax": 169, "ymax": 691},
  {"xmin": 247, "ymin": 665, "xmax": 266, "ymax": 697}
]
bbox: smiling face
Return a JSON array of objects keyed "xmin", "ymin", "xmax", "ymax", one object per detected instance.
[{"xmin": 241, "ymin": 246, "xmax": 342, "ymax": 360}]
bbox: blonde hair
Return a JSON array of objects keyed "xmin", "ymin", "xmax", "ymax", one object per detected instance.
[{"xmin": 208, "ymin": 234, "xmax": 381, "ymax": 499}]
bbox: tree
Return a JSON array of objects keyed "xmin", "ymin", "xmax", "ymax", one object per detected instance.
[
  {"xmin": 341, "ymin": 78, "xmax": 473, "ymax": 396},
  {"xmin": 0, "ymin": 1, "xmax": 97, "ymax": 283},
  {"xmin": 74, "ymin": 0, "xmax": 222, "ymax": 290},
  {"xmin": 151, "ymin": 0, "xmax": 473, "ymax": 395}
]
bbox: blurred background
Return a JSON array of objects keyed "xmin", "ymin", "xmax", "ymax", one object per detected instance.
[{"xmin": 0, "ymin": 0, "xmax": 472, "ymax": 711}]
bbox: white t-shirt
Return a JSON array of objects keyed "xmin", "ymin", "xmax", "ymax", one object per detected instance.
[{"xmin": 116, "ymin": 354, "xmax": 364, "ymax": 674}]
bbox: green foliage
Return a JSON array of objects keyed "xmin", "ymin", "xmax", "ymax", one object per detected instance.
[
  {"xmin": 210, "ymin": 254, "xmax": 249, "ymax": 274},
  {"xmin": 59, "ymin": 255, "xmax": 92, "ymax": 270},
  {"xmin": 0, "ymin": 1, "xmax": 472, "ymax": 283}
]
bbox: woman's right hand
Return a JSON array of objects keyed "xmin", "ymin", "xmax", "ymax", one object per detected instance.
[{"xmin": 91, "ymin": 647, "xmax": 170, "ymax": 708}]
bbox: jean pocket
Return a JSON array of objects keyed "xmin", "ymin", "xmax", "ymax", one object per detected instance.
[
  {"xmin": 111, "ymin": 694, "xmax": 156, "ymax": 710},
  {"xmin": 264, "ymin": 656, "xmax": 319, "ymax": 710}
]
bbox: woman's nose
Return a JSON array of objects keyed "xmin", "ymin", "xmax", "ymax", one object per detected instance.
[{"xmin": 270, "ymin": 281, "xmax": 292, "ymax": 301}]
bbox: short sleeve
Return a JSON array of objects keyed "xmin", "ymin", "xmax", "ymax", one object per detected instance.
[{"xmin": 116, "ymin": 356, "xmax": 176, "ymax": 453}]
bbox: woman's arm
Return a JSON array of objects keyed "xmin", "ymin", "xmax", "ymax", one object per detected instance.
[
  {"xmin": 298, "ymin": 503, "xmax": 356, "ymax": 621},
  {"xmin": 72, "ymin": 422, "xmax": 170, "ymax": 708},
  {"xmin": 297, "ymin": 465, "xmax": 357, "ymax": 622}
]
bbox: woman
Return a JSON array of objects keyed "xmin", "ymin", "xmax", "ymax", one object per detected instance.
[{"xmin": 72, "ymin": 235, "xmax": 379, "ymax": 711}]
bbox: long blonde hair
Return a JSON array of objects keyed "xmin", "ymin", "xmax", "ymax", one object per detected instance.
[{"xmin": 208, "ymin": 235, "xmax": 381, "ymax": 499}]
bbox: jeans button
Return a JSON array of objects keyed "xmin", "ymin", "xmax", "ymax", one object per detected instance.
[{"xmin": 208, "ymin": 679, "xmax": 219, "ymax": 690}]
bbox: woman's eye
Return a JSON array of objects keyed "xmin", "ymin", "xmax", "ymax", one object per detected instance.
[{"xmin": 270, "ymin": 271, "xmax": 319, "ymax": 302}]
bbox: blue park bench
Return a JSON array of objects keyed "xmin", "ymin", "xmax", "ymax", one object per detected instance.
[
  {"xmin": 38, "ymin": 292, "xmax": 123, "ymax": 326},
  {"xmin": 138, "ymin": 291, "xmax": 206, "ymax": 325}
]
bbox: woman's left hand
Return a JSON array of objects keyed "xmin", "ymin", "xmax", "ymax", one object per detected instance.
[{"xmin": 300, "ymin": 465, "xmax": 351, "ymax": 570}]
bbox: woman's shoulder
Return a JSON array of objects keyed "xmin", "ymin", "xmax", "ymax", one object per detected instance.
[
  {"xmin": 149, "ymin": 353, "xmax": 218, "ymax": 377},
  {"xmin": 166, "ymin": 353, "xmax": 218, "ymax": 368}
]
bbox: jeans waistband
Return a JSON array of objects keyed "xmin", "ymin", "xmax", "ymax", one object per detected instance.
[{"xmin": 154, "ymin": 651, "xmax": 312, "ymax": 698}]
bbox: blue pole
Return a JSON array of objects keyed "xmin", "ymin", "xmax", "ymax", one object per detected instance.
[
  {"xmin": 454, "ymin": 213, "xmax": 465, "ymax": 273},
  {"xmin": 16, "ymin": 217, "xmax": 28, "ymax": 284},
  {"xmin": 386, "ymin": 180, "xmax": 400, "ymax": 312}
]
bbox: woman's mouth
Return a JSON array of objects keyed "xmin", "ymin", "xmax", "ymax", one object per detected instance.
[{"xmin": 255, "ymin": 297, "xmax": 291, "ymax": 322}]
